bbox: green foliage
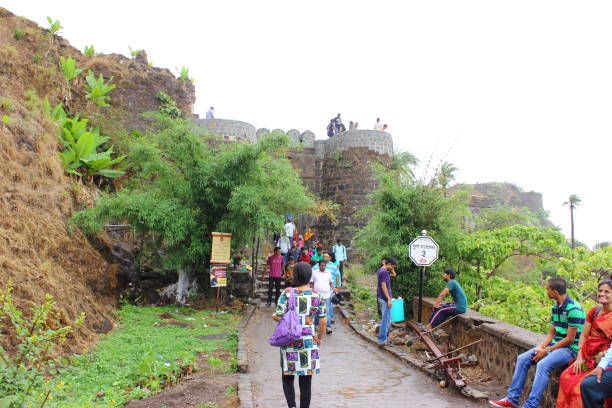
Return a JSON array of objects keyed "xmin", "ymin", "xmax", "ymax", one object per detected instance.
[
  {"xmin": 84, "ymin": 70, "xmax": 116, "ymax": 107},
  {"xmin": 0, "ymin": 287, "xmax": 84, "ymax": 407},
  {"xmin": 176, "ymin": 66, "xmax": 192, "ymax": 82},
  {"xmin": 0, "ymin": 97, "xmax": 14, "ymax": 113},
  {"xmin": 594, "ymin": 241, "xmax": 611, "ymax": 250},
  {"xmin": 71, "ymin": 116, "xmax": 314, "ymax": 276},
  {"xmin": 155, "ymin": 92, "xmax": 182, "ymax": 118},
  {"xmin": 43, "ymin": 306, "xmax": 240, "ymax": 407},
  {"xmin": 2, "ymin": 115, "xmax": 9, "ymax": 124},
  {"xmin": 128, "ymin": 45, "xmax": 142, "ymax": 58},
  {"xmin": 59, "ymin": 57, "xmax": 83, "ymax": 82},
  {"xmin": 53, "ymin": 111, "xmax": 125, "ymax": 178},
  {"xmin": 470, "ymin": 206, "xmax": 545, "ymax": 231},
  {"xmin": 83, "ymin": 45, "xmax": 95, "ymax": 56},
  {"xmin": 354, "ymin": 167, "xmax": 470, "ymax": 306},
  {"xmin": 13, "ymin": 28, "xmax": 25, "ymax": 40},
  {"xmin": 46, "ymin": 17, "xmax": 62, "ymax": 34}
]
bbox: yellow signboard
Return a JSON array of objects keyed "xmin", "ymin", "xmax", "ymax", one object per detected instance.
[{"xmin": 211, "ymin": 232, "xmax": 232, "ymax": 264}]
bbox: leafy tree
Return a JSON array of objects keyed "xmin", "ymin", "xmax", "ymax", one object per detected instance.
[
  {"xmin": 391, "ymin": 150, "xmax": 419, "ymax": 178},
  {"xmin": 72, "ymin": 115, "xmax": 314, "ymax": 304},
  {"xmin": 594, "ymin": 241, "xmax": 611, "ymax": 250},
  {"xmin": 563, "ymin": 194, "xmax": 581, "ymax": 249},
  {"xmin": 470, "ymin": 206, "xmax": 543, "ymax": 231},
  {"xmin": 354, "ymin": 166, "xmax": 470, "ymax": 308}
]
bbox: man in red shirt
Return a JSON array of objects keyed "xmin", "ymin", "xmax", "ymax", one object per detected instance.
[
  {"xmin": 265, "ymin": 247, "xmax": 284, "ymax": 307},
  {"xmin": 298, "ymin": 248, "xmax": 311, "ymax": 263}
]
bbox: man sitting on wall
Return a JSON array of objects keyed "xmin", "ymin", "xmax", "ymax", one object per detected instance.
[
  {"xmin": 426, "ymin": 268, "xmax": 467, "ymax": 330},
  {"xmin": 489, "ymin": 277, "xmax": 586, "ymax": 408}
]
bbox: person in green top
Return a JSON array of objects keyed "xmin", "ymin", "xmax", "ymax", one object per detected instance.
[
  {"xmin": 310, "ymin": 248, "xmax": 324, "ymax": 266},
  {"xmin": 427, "ymin": 268, "xmax": 467, "ymax": 330}
]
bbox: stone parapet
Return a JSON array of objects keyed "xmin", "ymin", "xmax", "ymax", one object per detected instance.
[
  {"xmin": 194, "ymin": 118, "xmax": 256, "ymax": 143},
  {"xmin": 324, "ymin": 130, "xmax": 393, "ymax": 157},
  {"xmin": 414, "ymin": 297, "xmax": 560, "ymax": 407}
]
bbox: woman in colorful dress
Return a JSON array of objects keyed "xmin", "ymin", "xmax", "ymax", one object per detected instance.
[
  {"xmin": 557, "ymin": 279, "xmax": 612, "ymax": 408},
  {"xmin": 273, "ymin": 262, "xmax": 326, "ymax": 408}
]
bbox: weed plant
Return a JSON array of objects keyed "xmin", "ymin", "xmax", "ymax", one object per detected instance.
[
  {"xmin": 84, "ymin": 70, "xmax": 116, "ymax": 107},
  {"xmin": 46, "ymin": 305, "xmax": 240, "ymax": 407},
  {"xmin": 13, "ymin": 28, "xmax": 25, "ymax": 40},
  {"xmin": 84, "ymin": 45, "xmax": 95, "ymax": 56}
]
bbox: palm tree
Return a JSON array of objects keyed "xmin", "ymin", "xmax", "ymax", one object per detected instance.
[
  {"xmin": 563, "ymin": 194, "xmax": 582, "ymax": 249},
  {"xmin": 438, "ymin": 161, "xmax": 458, "ymax": 197},
  {"xmin": 391, "ymin": 150, "xmax": 419, "ymax": 177}
]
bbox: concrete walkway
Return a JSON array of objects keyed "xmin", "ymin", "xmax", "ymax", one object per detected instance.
[{"xmin": 244, "ymin": 307, "xmax": 485, "ymax": 407}]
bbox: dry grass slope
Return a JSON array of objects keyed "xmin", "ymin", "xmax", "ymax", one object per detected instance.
[{"xmin": 0, "ymin": 8, "xmax": 118, "ymax": 354}]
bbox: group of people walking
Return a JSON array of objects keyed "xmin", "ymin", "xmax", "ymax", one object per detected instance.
[{"xmin": 326, "ymin": 113, "xmax": 389, "ymax": 137}]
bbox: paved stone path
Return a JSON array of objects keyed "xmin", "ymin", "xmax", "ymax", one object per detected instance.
[{"xmin": 244, "ymin": 307, "xmax": 484, "ymax": 407}]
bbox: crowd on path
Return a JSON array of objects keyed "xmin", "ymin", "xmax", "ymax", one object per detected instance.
[
  {"xmin": 264, "ymin": 222, "xmax": 611, "ymax": 408},
  {"xmin": 326, "ymin": 113, "xmax": 388, "ymax": 137}
]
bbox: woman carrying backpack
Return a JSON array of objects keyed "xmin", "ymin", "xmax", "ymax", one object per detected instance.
[{"xmin": 272, "ymin": 262, "xmax": 327, "ymax": 408}]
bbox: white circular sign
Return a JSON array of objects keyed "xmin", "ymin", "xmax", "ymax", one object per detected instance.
[{"xmin": 409, "ymin": 236, "xmax": 439, "ymax": 266}]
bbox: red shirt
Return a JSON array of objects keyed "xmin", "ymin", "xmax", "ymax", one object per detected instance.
[
  {"xmin": 299, "ymin": 255, "xmax": 311, "ymax": 263},
  {"xmin": 267, "ymin": 255, "xmax": 284, "ymax": 278}
]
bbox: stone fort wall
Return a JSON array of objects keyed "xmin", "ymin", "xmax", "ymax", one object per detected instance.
[{"xmin": 193, "ymin": 119, "xmax": 393, "ymax": 254}]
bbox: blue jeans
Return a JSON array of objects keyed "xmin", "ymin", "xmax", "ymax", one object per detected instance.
[
  {"xmin": 378, "ymin": 298, "xmax": 391, "ymax": 344},
  {"xmin": 326, "ymin": 297, "xmax": 334, "ymax": 326},
  {"xmin": 315, "ymin": 297, "xmax": 333, "ymax": 329},
  {"xmin": 506, "ymin": 347, "xmax": 575, "ymax": 408},
  {"xmin": 580, "ymin": 369, "xmax": 612, "ymax": 408}
]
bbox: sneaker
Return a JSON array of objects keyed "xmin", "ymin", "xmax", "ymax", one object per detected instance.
[
  {"xmin": 326, "ymin": 329, "xmax": 333, "ymax": 334},
  {"xmin": 489, "ymin": 398, "xmax": 517, "ymax": 408},
  {"xmin": 377, "ymin": 341, "xmax": 388, "ymax": 346},
  {"xmin": 265, "ymin": 303, "xmax": 271, "ymax": 307}
]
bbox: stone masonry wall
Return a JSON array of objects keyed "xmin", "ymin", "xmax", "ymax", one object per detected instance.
[
  {"xmin": 324, "ymin": 130, "xmax": 393, "ymax": 157},
  {"xmin": 317, "ymin": 147, "xmax": 392, "ymax": 254},
  {"xmin": 194, "ymin": 118, "xmax": 256, "ymax": 143},
  {"xmin": 415, "ymin": 297, "xmax": 561, "ymax": 407}
]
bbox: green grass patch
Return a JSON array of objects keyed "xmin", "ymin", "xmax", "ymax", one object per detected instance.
[{"xmin": 46, "ymin": 305, "xmax": 240, "ymax": 407}]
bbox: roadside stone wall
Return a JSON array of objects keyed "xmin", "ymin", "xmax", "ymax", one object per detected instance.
[
  {"xmin": 194, "ymin": 119, "xmax": 256, "ymax": 143},
  {"xmin": 414, "ymin": 297, "xmax": 561, "ymax": 407}
]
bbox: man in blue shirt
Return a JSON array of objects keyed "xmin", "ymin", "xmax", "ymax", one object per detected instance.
[
  {"xmin": 332, "ymin": 239, "xmax": 347, "ymax": 281},
  {"xmin": 376, "ymin": 257, "xmax": 397, "ymax": 345},
  {"xmin": 580, "ymin": 340, "xmax": 612, "ymax": 408},
  {"xmin": 427, "ymin": 268, "xmax": 467, "ymax": 330}
]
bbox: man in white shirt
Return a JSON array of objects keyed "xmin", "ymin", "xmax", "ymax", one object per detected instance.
[
  {"xmin": 581, "ymin": 345, "xmax": 612, "ymax": 408},
  {"xmin": 284, "ymin": 219, "xmax": 295, "ymax": 241},
  {"xmin": 310, "ymin": 260, "xmax": 336, "ymax": 334},
  {"xmin": 374, "ymin": 117, "xmax": 383, "ymax": 130},
  {"xmin": 276, "ymin": 235, "xmax": 290, "ymax": 265}
]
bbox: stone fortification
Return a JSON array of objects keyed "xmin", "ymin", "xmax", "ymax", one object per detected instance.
[
  {"xmin": 198, "ymin": 121, "xmax": 394, "ymax": 255},
  {"xmin": 194, "ymin": 118, "xmax": 257, "ymax": 143}
]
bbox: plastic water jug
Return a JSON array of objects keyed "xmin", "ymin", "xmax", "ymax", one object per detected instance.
[{"xmin": 391, "ymin": 298, "xmax": 405, "ymax": 323}]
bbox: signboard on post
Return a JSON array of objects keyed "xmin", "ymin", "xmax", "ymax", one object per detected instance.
[
  {"xmin": 408, "ymin": 232, "xmax": 439, "ymax": 324},
  {"xmin": 210, "ymin": 264, "xmax": 228, "ymax": 288},
  {"xmin": 409, "ymin": 236, "xmax": 439, "ymax": 266},
  {"xmin": 211, "ymin": 232, "xmax": 232, "ymax": 264}
]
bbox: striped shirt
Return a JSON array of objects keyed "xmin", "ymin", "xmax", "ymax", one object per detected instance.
[{"xmin": 550, "ymin": 296, "xmax": 585, "ymax": 354}]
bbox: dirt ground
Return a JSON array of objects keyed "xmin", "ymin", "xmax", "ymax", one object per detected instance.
[{"xmin": 125, "ymin": 349, "xmax": 239, "ymax": 408}]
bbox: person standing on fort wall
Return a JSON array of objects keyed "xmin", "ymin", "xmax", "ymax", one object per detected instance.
[
  {"xmin": 374, "ymin": 117, "xmax": 383, "ymax": 130},
  {"xmin": 206, "ymin": 106, "xmax": 214, "ymax": 119},
  {"xmin": 327, "ymin": 119, "xmax": 336, "ymax": 137}
]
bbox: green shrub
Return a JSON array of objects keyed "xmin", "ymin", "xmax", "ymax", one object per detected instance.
[
  {"xmin": 155, "ymin": 91, "xmax": 182, "ymax": 118},
  {"xmin": 46, "ymin": 17, "xmax": 62, "ymax": 34},
  {"xmin": 13, "ymin": 28, "xmax": 25, "ymax": 40},
  {"xmin": 83, "ymin": 45, "xmax": 95, "ymax": 56},
  {"xmin": 84, "ymin": 70, "xmax": 116, "ymax": 107},
  {"xmin": 59, "ymin": 56, "xmax": 82, "ymax": 82},
  {"xmin": 128, "ymin": 45, "xmax": 142, "ymax": 58},
  {"xmin": 176, "ymin": 66, "xmax": 193, "ymax": 82},
  {"xmin": 0, "ymin": 286, "xmax": 84, "ymax": 407}
]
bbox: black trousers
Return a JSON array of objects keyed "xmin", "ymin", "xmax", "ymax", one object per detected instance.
[
  {"xmin": 268, "ymin": 277, "xmax": 281, "ymax": 305},
  {"xmin": 338, "ymin": 261, "xmax": 344, "ymax": 280},
  {"xmin": 282, "ymin": 374, "xmax": 312, "ymax": 408},
  {"xmin": 580, "ymin": 369, "xmax": 612, "ymax": 408}
]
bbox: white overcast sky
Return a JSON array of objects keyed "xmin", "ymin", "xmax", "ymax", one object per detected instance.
[{"xmin": 5, "ymin": 1, "xmax": 611, "ymax": 247}]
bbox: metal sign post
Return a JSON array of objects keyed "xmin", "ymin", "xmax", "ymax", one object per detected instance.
[{"xmin": 409, "ymin": 230, "xmax": 439, "ymax": 323}]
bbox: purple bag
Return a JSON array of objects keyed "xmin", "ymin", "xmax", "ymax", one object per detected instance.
[{"xmin": 269, "ymin": 290, "xmax": 303, "ymax": 347}]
